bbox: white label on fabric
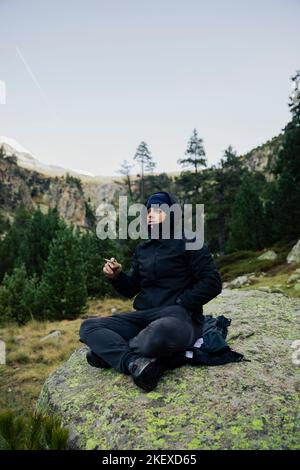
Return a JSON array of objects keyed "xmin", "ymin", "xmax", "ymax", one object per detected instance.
[
  {"xmin": 185, "ymin": 350, "xmax": 193, "ymax": 358},
  {"xmin": 193, "ymin": 337, "xmax": 204, "ymax": 348}
]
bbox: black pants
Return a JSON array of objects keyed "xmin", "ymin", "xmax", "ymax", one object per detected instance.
[{"xmin": 79, "ymin": 305, "xmax": 203, "ymax": 375}]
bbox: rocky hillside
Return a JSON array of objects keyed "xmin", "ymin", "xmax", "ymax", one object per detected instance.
[
  {"xmin": 238, "ymin": 133, "xmax": 284, "ymax": 181},
  {"xmin": 0, "ymin": 137, "xmax": 122, "ymax": 219},
  {"xmin": 0, "ymin": 154, "xmax": 94, "ymax": 229}
]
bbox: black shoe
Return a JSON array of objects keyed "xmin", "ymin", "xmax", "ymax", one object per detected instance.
[
  {"xmin": 127, "ymin": 356, "xmax": 168, "ymax": 392},
  {"xmin": 159, "ymin": 351, "xmax": 190, "ymax": 370},
  {"xmin": 86, "ymin": 349, "xmax": 111, "ymax": 369}
]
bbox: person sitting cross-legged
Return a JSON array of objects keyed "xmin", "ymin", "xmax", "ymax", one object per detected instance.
[{"xmin": 79, "ymin": 191, "xmax": 222, "ymax": 392}]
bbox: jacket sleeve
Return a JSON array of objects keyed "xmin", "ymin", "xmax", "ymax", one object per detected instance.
[
  {"xmin": 175, "ymin": 242, "xmax": 222, "ymax": 311},
  {"xmin": 107, "ymin": 248, "xmax": 141, "ymax": 299}
]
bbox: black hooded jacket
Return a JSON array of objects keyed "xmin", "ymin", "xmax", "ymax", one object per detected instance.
[{"xmin": 107, "ymin": 192, "xmax": 222, "ymax": 322}]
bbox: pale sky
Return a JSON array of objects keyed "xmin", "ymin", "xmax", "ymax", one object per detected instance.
[{"xmin": 0, "ymin": 0, "xmax": 299, "ymax": 176}]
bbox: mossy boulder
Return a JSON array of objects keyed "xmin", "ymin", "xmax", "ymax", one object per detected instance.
[{"xmin": 36, "ymin": 289, "xmax": 300, "ymax": 450}]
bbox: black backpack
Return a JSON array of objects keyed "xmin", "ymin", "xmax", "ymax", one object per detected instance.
[{"xmin": 161, "ymin": 314, "xmax": 250, "ymax": 370}]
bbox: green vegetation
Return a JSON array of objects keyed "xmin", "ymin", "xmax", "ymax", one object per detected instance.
[
  {"xmin": 226, "ymin": 175, "xmax": 266, "ymax": 251},
  {"xmin": 133, "ymin": 140, "xmax": 156, "ymax": 199},
  {"xmin": 0, "ymin": 206, "xmax": 122, "ymax": 325},
  {"xmin": 271, "ymin": 70, "xmax": 300, "ymax": 241},
  {"xmin": 0, "ymin": 409, "xmax": 69, "ymax": 450},
  {"xmin": 177, "ymin": 128, "xmax": 207, "ymax": 175},
  {"xmin": 36, "ymin": 225, "xmax": 88, "ymax": 320},
  {"xmin": 0, "ymin": 211, "xmax": 10, "ymax": 236},
  {"xmin": 0, "ymin": 264, "xmax": 39, "ymax": 324}
]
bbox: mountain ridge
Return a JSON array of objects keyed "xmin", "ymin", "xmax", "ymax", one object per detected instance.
[{"xmin": 0, "ymin": 132, "xmax": 284, "ymax": 230}]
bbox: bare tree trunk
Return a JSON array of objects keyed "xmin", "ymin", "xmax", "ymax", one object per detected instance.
[
  {"xmin": 127, "ymin": 175, "xmax": 132, "ymax": 199},
  {"xmin": 141, "ymin": 159, "xmax": 144, "ymax": 200}
]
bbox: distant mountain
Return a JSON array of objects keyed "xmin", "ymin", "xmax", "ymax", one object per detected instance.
[
  {"xmin": 0, "ymin": 136, "xmax": 182, "ymax": 180},
  {"xmin": 0, "ymin": 136, "xmax": 123, "ymax": 183},
  {"xmin": 0, "ymin": 136, "xmax": 71, "ymax": 177},
  {"xmin": 0, "ymin": 137, "xmax": 126, "ymax": 228}
]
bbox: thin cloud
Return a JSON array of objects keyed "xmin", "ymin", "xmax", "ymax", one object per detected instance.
[{"xmin": 16, "ymin": 45, "xmax": 59, "ymax": 120}]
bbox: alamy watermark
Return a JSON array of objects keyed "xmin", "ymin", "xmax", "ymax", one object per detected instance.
[
  {"xmin": 291, "ymin": 340, "xmax": 300, "ymax": 366},
  {"xmin": 0, "ymin": 80, "xmax": 6, "ymax": 104},
  {"xmin": 95, "ymin": 196, "xmax": 205, "ymax": 250},
  {"xmin": 0, "ymin": 340, "xmax": 6, "ymax": 365}
]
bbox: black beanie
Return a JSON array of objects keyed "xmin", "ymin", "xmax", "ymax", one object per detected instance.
[
  {"xmin": 146, "ymin": 191, "xmax": 171, "ymax": 210},
  {"xmin": 145, "ymin": 191, "xmax": 180, "ymax": 239}
]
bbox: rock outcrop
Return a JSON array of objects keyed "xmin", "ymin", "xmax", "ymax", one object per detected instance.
[
  {"xmin": 257, "ymin": 250, "xmax": 277, "ymax": 261},
  {"xmin": 287, "ymin": 239, "xmax": 300, "ymax": 264},
  {"xmin": 0, "ymin": 155, "xmax": 92, "ymax": 229},
  {"xmin": 36, "ymin": 289, "xmax": 300, "ymax": 450},
  {"xmin": 223, "ymin": 273, "xmax": 256, "ymax": 288},
  {"xmin": 240, "ymin": 133, "xmax": 284, "ymax": 182}
]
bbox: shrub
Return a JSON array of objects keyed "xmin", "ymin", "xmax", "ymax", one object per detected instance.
[
  {"xmin": 36, "ymin": 225, "xmax": 88, "ymax": 320},
  {"xmin": 0, "ymin": 409, "xmax": 69, "ymax": 450},
  {"xmin": 0, "ymin": 264, "xmax": 39, "ymax": 326}
]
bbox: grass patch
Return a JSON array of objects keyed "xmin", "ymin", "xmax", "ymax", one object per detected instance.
[
  {"xmin": 7, "ymin": 352, "xmax": 32, "ymax": 365},
  {"xmin": 0, "ymin": 296, "xmax": 133, "ymax": 416},
  {"xmin": 239, "ymin": 268, "xmax": 300, "ymax": 299},
  {"xmin": 216, "ymin": 240, "xmax": 298, "ymax": 282}
]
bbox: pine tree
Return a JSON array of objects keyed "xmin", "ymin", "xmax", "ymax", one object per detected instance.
[
  {"xmin": 226, "ymin": 175, "xmax": 266, "ymax": 252},
  {"xmin": 134, "ymin": 141, "xmax": 156, "ymax": 199},
  {"xmin": 116, "ymin": 159, "xmax": 134, "ymax": 198},
  {"xmin": 0, "ymin": 206, "xmax": 31, "ymax": 282},
  {"xmin": 37, "ymin": 225, "xmax": 87, "ymax": 320},
  {"xmin": 80, "ymin": 231, "xmax": 120, "ymax": 297},
  {"xmin": 0, "ymin": 211, "xmax": 10, "ymax": 236},
  {"xmin": 177, "ymin": 128, "xmax": 207, "ymax": 174},
  {"xmin": 23, "ymin": 207, "xmax": 63, "ymax": 278},
  {"xmin": 0, "ymin": 207, "xmax": 62, "ymax": 282},
  {"xmin": 203, "ymin": 146, "xmax": 245, "ymax": 254},
  {"xmin": 0, "ymin": 264, "xmax": 38, "ymax": 325},
  {"xmin": 272, "ymin": 70, "xmax": 300, "ymax": 240}
]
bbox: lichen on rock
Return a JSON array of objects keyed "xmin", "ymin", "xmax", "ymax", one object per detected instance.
[{"xmin": 36, "ymin": 289, "xmax": 300, "ymax": 450}]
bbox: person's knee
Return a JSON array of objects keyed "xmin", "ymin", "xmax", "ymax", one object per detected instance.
[
  {"xmin": 133, "ymin": 317, "xmax": 187, "ymax": 357},
  {"xmin": 79, "ymin": 318, "xmax": 103, "ymax": 342},
  {"xmin": 79, "ymin": 319, "xmax": 90, "ymax": 342},
  {"xmin": 143, "ymin": 342, "xmax": 168, "ymax": 357},
  {"xmin": 140, "ymin": 335, "xmax": 182, "ymax": 358},
  {"xmin": 134, "ymin": 335, "xmax": 165, "ymax": 357}
]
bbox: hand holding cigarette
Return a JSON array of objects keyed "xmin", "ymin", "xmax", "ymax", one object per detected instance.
[{"xmin": 103, "ymin": 257, "xmax": 122, "ymax": 279}]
